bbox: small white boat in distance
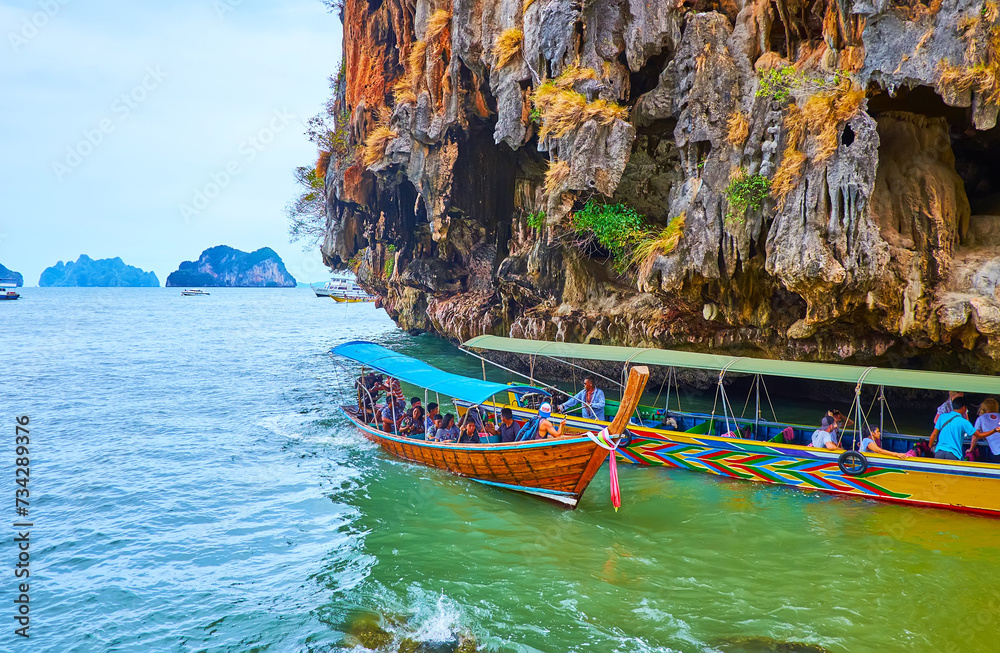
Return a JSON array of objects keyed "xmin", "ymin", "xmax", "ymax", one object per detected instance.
[
  {"xmin": 181, "ymin": 289, "xmax": 210, "ymax": 296},
  {"xmin": 0, "ymin": 279, "xmax": 20, "ymax": 300}
]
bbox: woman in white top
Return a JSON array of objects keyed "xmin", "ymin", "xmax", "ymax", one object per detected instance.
[
  {"xmin": 858, "ymin": 426, "xmax": 905, "ymax": 459},
  {"xmin": 969, "ymin": 397, "xmax": 1000, "ymax": 462}
]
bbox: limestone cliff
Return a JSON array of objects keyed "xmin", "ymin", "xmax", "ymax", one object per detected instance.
[
  {"xmin": 166, "ymin": 246, "xmax": 296, "ymax": 287},
  {"xmin": 39, "ymin": 255, "xmax": 159, "ymax": 287},
  {"xmin": 317, "ymin": 0, "xmax": 1000, "ymax": 371},
  {"xmin": 0, "ymin": 263, "xmax": 23, "ymax": 287}
]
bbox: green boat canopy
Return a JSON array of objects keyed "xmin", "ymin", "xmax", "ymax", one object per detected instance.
[{"xmin": 462, "ymin": 336, "xmax": 1000, "ymax": 394}]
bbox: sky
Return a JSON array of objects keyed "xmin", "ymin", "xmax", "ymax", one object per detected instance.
[{"xmin": 0, "ymin": 0, "xmax": 343, "ymax": 285}]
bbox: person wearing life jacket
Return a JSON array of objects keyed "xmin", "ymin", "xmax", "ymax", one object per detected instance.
[{"xmin": 536, "ymin": 402, "xmax": 566, "ymax": 440}]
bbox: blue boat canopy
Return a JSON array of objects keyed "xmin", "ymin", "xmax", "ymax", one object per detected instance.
[{"xmin": 331, "ymin": 341, "xmax": 548, "ymax": 405}]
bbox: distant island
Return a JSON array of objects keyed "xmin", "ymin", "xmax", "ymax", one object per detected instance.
[
  {"xmin": 39, "ymin": 255, "xmax": 159, "ymax": 287},
  {"xmin": 0, "ymin": 263, "xmax": 23, "ymax": 286},
  {"xmin": 165, "ymin": 246, "xmax": 296, "ymax": 287}
]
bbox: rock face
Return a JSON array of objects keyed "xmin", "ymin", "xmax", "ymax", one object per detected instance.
[
  {"xmin": 319, "ymin": 0, "xmax": 1000, "ymax": 372},
  {"xmin": 38, "ymin": 255, "xmax": 159, "ymax": 287},
  {"xmin": 0, "ymin": 264, "xmax": 23, "ymax": 287},
  {"xmin": 165, "ymin": 246, "xmax": 296, "ymax": 287}
]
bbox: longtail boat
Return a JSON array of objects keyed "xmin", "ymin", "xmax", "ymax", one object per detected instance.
[
  {"xmin": 330, "ymin": 341, "xmax": 649, "ymax": 508},
  {"xmin": 461, "ymin": 336, "xmax": 1000, "ymax": 516}
]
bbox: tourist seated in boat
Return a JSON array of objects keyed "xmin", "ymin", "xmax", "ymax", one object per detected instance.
[
  {"xmin": 424, "ymin": 402, "xmax": 440, "ymax": 432},
  {"xmin": 969, "ymin": 397, "xmax": 1000, "ymax": 463},
  {"xmin": 484, "ymin": 407, "xmax": 519, "ymax": 443},
  {"xmin": 557, "ymin": 376, "xmax": 606, "ymax": 421},
  {"xmin": 458, "ymin": 420, "xmax": 482, "ymax": 444},
  {"xmin": 934, "ymin": 390, "xmax": 964, "ymax": 425},
  {"xmin": 535, "ymin": 402, "xmax": 567, "ymax": 440},
  {"xmin": 427, "ymin": 414, "xmax": 443, "ymax": 440},
  {"xmin": 821, "ymin": 409, "xmax": 852, "ymax": 439},
  {"xmin": 434, "ymin": 414, "xmax": 460, "ymax": 442},
  {"xmin": 400, "ymin": 406, "xmax": 425, "ymax": 437},
  {"xmin": 859, "ymin": 426, "xmax": 905, "ymax": 459},
  {"xmin": 930, "ymin": 396, "xmax": 976, "ymax": 460},
  {"xmin": 380, "ymin": 398, "xmax": 408, "ymax": 433},
  {"xmin": 810, "ymin": 420, "xmax": 841, "ymax": 450},
  {"xmin": 355, "ymin": 372, "xmax": 384, "ymax": 420},
  {"xmin": 409, "ymin": 396, "xmax": 422, "ymax": 411}
]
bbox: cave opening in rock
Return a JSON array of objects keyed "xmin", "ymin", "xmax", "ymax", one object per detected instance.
[
  {"xmin": 867, "ymin": 84, "xmax": 1000, "ymax": 221},
  {"xmin": 450, "ymin": 124, "xmax": 517, "ymax": 271},
  {"xmin": 627, "ymin": 46, "xmax": 672, "ymax": 105},
  {"xmin": 377, "ymin": 176, "xmax": 419, "ymax": 243},
  {"xmin": 841, "ymin": 124, "xmax": 855, "ymax": 147}
]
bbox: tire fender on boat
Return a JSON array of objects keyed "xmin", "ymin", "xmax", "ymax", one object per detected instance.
[{"xmin": 838, "ymin": 450, "xmax": 868, "ymax": 475}]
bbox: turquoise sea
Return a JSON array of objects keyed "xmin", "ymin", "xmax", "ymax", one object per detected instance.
[{"xmin": 2, "ymin": 288, "xmax": 998, "ymax": 652}]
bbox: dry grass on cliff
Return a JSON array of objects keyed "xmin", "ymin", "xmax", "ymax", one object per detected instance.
[
  {"xmin": 532, "ymin": 65, "xmax": 626, "ymax": 139},
  {"xmin": 494, "ymin": 28, "xmax": 523, "ymax": 69},
  {"xmin": 544, "ymin": 160, "xmax": 570, "ymax": 195},
  {"xmin": 534, "ymin": 84, "xmax": 587, "ymax": 139},
  {"xmin": 726, "ymin": 112, "xmax": 750, "ymax": 147},
  {"xmin": 626, "ymin": 214, "xmax": 686, "ymax": 276},
  {"xmin": 937, "ymin": 9, "xmax": 1000, "ymax": 106},
  {"xmin": 315, "ymin": 151, "xmax": 331, "ymax": 179},
  {"xmin": 393, "ymin": 40, "xmax": 428, "ymax": 105},
  {"xmin": 363, "ymin": 126, "xmax": 398, "ymax": 167},
  {"xmin": 426, "ymin": 9, "xmax": 452, "ymax": 42},
  {"xmin": 771, "ymin": 81, "xmax": 865, "ymax": 207},
  {"xmin": 551, "ymin": 63, "xmax": 600, "ymax": 89}
]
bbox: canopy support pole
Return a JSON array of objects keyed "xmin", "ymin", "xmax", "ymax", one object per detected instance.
[
  {"xmin": 663, "ymin": 368, "xmax": 672, "ymax": 415},
  {"xmin": 755, "ymin": 375, "xmax": 761, "ymax": 437},
  {"xmin": 879, "ymin": 385, "xmax": 885, "ymax": 433}
]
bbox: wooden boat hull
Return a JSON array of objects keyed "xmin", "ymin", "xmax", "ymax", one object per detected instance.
[
  {"xmin": 460, "ymin": 401, "xmax": 1000, "ymax": 515},
  {"xmin": 340, "ymin": 407, "xmax": 610, "ymax": 507}
]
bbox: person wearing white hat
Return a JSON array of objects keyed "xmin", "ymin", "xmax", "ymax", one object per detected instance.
[{"xmin": 535, "ymin": 402, "xmax": 567, "ymax": 440}]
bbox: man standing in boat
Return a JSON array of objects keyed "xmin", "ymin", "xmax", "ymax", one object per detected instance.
[
  {"xmin": 558, "ymin": 377, "xmax": 606, "ymax": 421},
  {"xmin": 930, "ymin": 396, "xmax": 977, "ymax": 460}
]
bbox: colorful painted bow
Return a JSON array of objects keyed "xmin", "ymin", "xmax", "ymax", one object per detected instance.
[{"xmin": 586, "ymin": 427, "xmax": 622, "ymax": 511}]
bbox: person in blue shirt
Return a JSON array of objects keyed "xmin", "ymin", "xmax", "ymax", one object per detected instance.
[
  {"xmin": 380, "ymin": 398, "xmax": 407, "ymax": 433},
  {"xmin": 930, "ymin": 396, "xmax": 976, "ymax": 460},
  {"xmin": 424, "ymin": 402, "xmax": 440, "ymax": 432},
  {"xmin": 557, "ymin": 377, "xmax": 606, "ymax": 421}
]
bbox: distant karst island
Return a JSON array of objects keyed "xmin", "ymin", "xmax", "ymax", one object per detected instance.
[
  {"xmin": 0, "ymin": 263, "xmax": 23, "ymax": 286},
  {"xmin": 39, "ymin": 255, "xmax": 159, "ymax": 287},
  {"xmin": 165, "ymin": 246, "xmax": 296, "ymax": 287}
]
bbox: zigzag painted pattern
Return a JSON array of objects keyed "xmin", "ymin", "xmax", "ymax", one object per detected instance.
[{"xmin": 617, "ymin": 439, "xmax": 911, "ymax": 499}]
